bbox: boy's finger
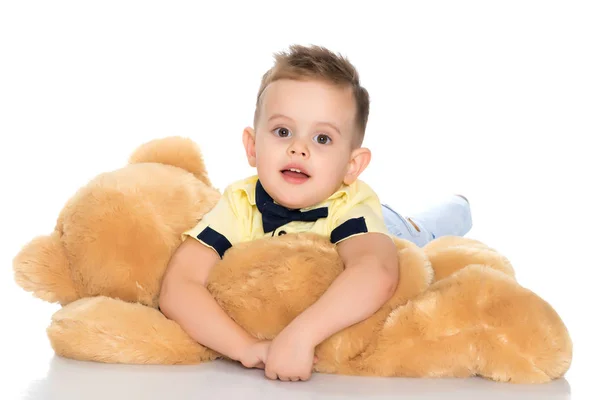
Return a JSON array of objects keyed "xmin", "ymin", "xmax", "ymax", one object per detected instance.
[{"xmin": 265, "ymin": 368, "xmax": 277, "ymax": 380}]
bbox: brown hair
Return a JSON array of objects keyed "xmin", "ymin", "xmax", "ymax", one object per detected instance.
[{"xmin": 254, "ymin": 44, "xmax": 370, "ymax": 146}]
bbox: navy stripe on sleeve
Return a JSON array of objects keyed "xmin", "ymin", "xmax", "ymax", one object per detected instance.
[
  {"xmin": 330, "ymin": 217, "xmax": 368, "ymax": 243},
  {"xmin": 197, "ymin": 227, "xmax": 232, "ymax": 258}
]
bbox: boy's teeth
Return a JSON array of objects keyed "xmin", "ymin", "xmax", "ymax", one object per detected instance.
[{"xmin": 289, "ymin": 168, "xmax": 301, "ymax": 173}]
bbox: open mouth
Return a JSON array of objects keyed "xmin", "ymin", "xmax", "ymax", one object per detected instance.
[{"xmin": 281, "ymin": 168, "xmax": 310, "ymax": 179}]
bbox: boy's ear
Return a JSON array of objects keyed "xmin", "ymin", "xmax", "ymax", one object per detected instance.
[
  {"xmin": 242, "ymin": 127, "xmax": 257, "ymax": 167},
  {"xmin": 343, "ymin": 147, "xmax": 371, "ymax": 185}
]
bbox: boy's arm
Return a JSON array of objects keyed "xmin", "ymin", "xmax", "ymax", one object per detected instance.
[
  {"xmin": 158, "ymin": 238, "xmax": 257, "ymax": 362},
  {"xmin": 264, "ymin": 232, "xmax": 398, "ymax": 380},
  {"xmin": 286, "ymin": 232, "xmax": 399, "ymax": 346}
]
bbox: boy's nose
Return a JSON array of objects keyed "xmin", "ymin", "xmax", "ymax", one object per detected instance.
[
  {"xmin": 289, "ymin": 149, "xmax": 307, "ymax": 157},
  {"xmin": 287, "ymin": 142, "xmax": 309, "ymax": 158}
]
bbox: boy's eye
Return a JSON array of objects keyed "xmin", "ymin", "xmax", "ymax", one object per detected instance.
[
  {"xmin": 274, "ymin": 127, "xmax": 291, "ymax": 137},
  {"xmin": 314, "ymin": 134, "xmax": 332, "ymax": 145}
]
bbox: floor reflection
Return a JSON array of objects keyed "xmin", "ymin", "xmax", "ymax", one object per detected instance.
[{"xmin": 23, "ymin": 356, "xmax": 571, "ymax": 400}]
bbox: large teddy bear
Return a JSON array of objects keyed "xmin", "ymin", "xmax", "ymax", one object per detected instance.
[{"xmin": 13, "ymin": 137, "xmax": 572, "ymax": 384}]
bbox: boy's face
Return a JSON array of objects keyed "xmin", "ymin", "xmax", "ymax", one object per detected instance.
[{"xmin": 243, "ymin": 79, "xmax": 370, "ymax": 209}]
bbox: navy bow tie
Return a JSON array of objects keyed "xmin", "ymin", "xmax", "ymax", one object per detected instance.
[{"xmin": 255, "ymin": 180, "xmax": 329, "ymax": 233}]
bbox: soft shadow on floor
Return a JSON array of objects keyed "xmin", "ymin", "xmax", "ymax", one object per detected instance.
[{"xmin": 23, "ymin": 356, "xmax": 571, "ymax": 400}]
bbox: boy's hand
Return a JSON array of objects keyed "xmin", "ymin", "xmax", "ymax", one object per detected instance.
[
  {"xmin": 239, "ymin": 340, "xmax": 271, "ymax": 370},
  {"xmin": 265, "ymin": 326, "xmax": 318, "ymax": 382}
]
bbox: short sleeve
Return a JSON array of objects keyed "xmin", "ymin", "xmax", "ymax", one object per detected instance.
[
  {"xmin": 182, "ymin": 187, "xmax": 244, "ymax": 258},
  {"xmin": 329, "ymin": 183, "xmax": 389, "ymax": 244}
]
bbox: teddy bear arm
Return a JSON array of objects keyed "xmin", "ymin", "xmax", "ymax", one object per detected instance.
[{"xmin": 47, "ymin": 296, "xmax": 219, "ymax": 364}]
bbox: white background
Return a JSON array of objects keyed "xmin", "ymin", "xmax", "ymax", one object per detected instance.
[{"xmin": 1, "ymin": 1, "xmax": 598, "ymax": 399}]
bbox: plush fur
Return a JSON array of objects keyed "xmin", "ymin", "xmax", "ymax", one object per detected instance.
[{"xmin": 12, "ymin": 137, "xmax": 572, "ymax": 383}]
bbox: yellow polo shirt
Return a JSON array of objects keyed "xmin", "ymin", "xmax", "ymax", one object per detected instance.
[{"xmin": 182, "ymin": 175, "xmax": 390, "ymax": 258}]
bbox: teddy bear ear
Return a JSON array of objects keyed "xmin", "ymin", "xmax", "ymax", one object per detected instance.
[
  {"xmin": 128, "ymin": 136, "xmax": 213, "ymax": 188},
  {"xmin": 13, "ymin": 231, "xmax": 80, "ymax": 306}
]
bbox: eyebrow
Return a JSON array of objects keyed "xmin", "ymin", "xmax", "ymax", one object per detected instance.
[{"xmin": 268, "ymin": 113, "xmax": 342, "ymax": 136}]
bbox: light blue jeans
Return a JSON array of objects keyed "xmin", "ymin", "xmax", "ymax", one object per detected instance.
[{"xmin": 382, "ymin": 195, "xmax": 472, "ymax": 247}]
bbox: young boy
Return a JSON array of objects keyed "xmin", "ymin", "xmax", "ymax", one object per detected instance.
[{"xmin": 159, "ymin": 45, "xmax": 472, "ymax": 382}]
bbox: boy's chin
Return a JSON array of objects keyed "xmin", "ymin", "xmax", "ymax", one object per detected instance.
[
  {"xmin": 272, "ymin": 190, "xmax": 314, "ymax": 210},
  {"xmin": 274, "ymin": 196, "xmax": 311, "ymax": 210}
]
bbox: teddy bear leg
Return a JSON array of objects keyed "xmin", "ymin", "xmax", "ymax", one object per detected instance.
[
  {"xmin": 423, "ymin": 236, "xmax": 515, "ymax": 282},
  {"xmin": 465, "ymin": 267, "xmax": 573, "ymax": 383},
  {"xmin": 473, "ymin": 333, "xmax": 565, "ymax": 384},
  {"xmin": 47, "ymin": 296, "xmax": 219, "ymax": 365},
  {"xmin": 342, "ymin": 293, "xmax": 479, "ymax": 378},
  {"xmin": 348, "ymin": 265, "xmax": 571, "ymax": 383}
]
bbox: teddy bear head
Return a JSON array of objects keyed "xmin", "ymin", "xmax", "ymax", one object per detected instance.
[{"xmin": 13, "ymin": 137, "xmax": 221, "ymax": 308}]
